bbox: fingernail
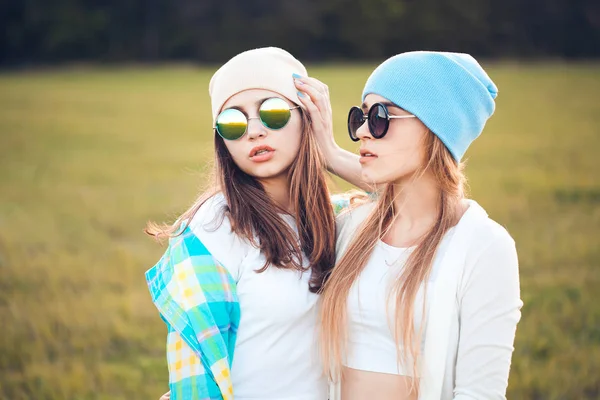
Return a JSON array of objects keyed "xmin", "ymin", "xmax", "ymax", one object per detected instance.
[
  {"xmin": 297, "ymin": 91, "xmax": 305, "ymax": 98},
  {"xmin": 292, "ymin": 73, "xmax": 303, "ymax": 79}
]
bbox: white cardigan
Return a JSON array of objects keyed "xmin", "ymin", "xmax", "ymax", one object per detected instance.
[{"xmin": 332, "ymin": 200, "xmax": 522, "ymax": 400}]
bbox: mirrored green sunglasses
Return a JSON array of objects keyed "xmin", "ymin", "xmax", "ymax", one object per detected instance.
[{"xmin": 214, "ymin": 97, "xmax": 300, "ymax": 140}]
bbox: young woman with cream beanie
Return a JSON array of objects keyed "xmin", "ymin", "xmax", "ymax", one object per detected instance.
[
  {"xmin": 295, "ymin": 52, "xmax": 523, "ymax": 400},
  {"xmin": 147, "ymin": 47, "xmax": 361, "ymax": 400}
]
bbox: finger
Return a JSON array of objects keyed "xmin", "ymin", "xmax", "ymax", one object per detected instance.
[
  {"xmin": 295, "ymin": 75, "xmax": 332, "ymax": 118},
  {"xmin": 308, "ymin": 77, "xmax": 332, "ymax": 115},
  {"xmin": 292, "ymin": 74, "xmax": 333, "ymax": 120},
  {"xmin": 296, "ymin": 91, "xmax": 325, "ymax": 125},
  {"xmin": 159, "ymin": 391, "xmax": 171, "ymax": 400},
  {"xmin": 305, "ymin": 76, "xmax": 329, "ymax": 97},
  {"xmin": 294, "ymin": 75, "xmax": 328, "ymax": 97},
  {"xmin": 295, "ymin": 82, "xmax": 330, "ymax": 117}
]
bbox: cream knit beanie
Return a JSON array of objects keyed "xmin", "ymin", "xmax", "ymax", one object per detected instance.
[{"xmin": 209, "ymin": 47, "xmax": 308, "ymax": 124}]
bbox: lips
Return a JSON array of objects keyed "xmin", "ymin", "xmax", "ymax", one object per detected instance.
[
  {"xmin": 360, "ymin": 148, "xmax": 377, "ymax": 157},
  {"xmin": 359, "ymin": 148, "xmax": 378, "ymax": 164},
  {"xmin": 249, "ymin": 145, "xmax": 275, "ymax": 162}
]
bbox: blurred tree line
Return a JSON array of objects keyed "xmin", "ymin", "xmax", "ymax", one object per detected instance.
[{"xmin": 1, "ymin": 0, "xmax": 599, "ymax": 65}]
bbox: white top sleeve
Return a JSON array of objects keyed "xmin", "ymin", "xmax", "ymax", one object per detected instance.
[
  {"xmin": 454, "ymin": 226, "xmax": 523, "ymax": 400},
  {"xmin": 188, "ymin": 194, "xmax": 250, "ymax": 282}
]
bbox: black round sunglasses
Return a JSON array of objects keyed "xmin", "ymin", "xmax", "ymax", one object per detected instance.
[{"xmin": 347, "ymin": 103, "xmax": 416, "ymax": 141}]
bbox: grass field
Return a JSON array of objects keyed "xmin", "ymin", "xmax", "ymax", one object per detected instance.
[{"xmin": 0, "ymin": 62, "xmax": 599, "ymax": 400}]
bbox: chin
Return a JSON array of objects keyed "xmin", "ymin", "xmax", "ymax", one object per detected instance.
[
  {"xmin": 362, "ymin": 168, "xmax": 411, "ymax": 186},
  {"xmin": 361, "ymin": 170, "xmax": 384, "ymax": 186},
  {"xmin": 245, "ymin": 164, "xmax": 290, "ymax": 180}
]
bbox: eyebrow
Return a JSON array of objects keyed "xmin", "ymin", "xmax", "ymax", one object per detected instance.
[
  {"xmin": 380, "ymin": 101, "xmax": 401, "ymax": 110},
  {"xmin": 225, "ymin": 97, "xmax": 283, "ymax": 115},
  {"xmin": 255, "ymin": 97, "xmax": 273, "ymax": 106},
  {"xmin": 361, "ymin": 101, "xmax": 405, "ymax": 113},
  {"xmin": 226, "ymin": 105, "xmax": 245, "ymax": 115}
]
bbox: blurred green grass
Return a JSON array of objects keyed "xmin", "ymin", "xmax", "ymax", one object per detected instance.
[{"xmin": 0, "ymin": 63, "xmax": 599, "ymax": 399}]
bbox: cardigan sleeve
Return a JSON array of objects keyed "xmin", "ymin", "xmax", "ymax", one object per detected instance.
[{"xmin": 453, "ymin": 226, "xmax": 523, "ymax": 400}]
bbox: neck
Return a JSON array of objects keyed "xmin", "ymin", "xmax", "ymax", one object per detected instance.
[
  {"xmin": 260, "ymin": 174, "xmax": 293, "ymax": 213},
  {"xmin": 384, "ymin": 171, "xmax": 441, "ymax": 247}
]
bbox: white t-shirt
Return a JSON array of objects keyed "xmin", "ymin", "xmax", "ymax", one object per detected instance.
[{"xmin": 189, "ymin": 194, "xmax": 327, "ymax": 400}]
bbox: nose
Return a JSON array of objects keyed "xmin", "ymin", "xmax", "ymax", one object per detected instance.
[
  {"xmin": 246, "ymin": 117, "xmax": 268, "ymax": 140},
  {"xmin": 355, "ymin": 119, "xmax": 372, "ymax": 141}
]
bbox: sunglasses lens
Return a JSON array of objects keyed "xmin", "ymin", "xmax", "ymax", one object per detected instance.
[
  {"xmin": 216, "ymin": 108, "xmax": 247, "ymax": 140},
  {"xmin": 347, "ymin": 107, "xmax": 364, "ymax": 141},
  {"xmin": 259, "ymin": 98, "xmax": 292, "ymax": 130},
  {"xmin": 368, "ymin": 104, "xmax": 389, "ymax": 138}
]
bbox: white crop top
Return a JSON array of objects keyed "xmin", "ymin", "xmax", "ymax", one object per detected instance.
[{"xmin": 345, "ymin": 229, "xmax": 455, "ymax": 376}]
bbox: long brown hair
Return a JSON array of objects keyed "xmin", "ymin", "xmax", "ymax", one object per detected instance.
[
  {"xmin": 320, "ymin": 131, "xmax": 467, "ymax": 385},
  {"xmin": 146, "ymin": 109, "xmax": 336, "ymax": 293}
]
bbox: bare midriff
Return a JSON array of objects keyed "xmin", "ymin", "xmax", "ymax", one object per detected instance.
[{"xmin": 341, "ymin": 367, "xmax": 418, "ymax": 400}]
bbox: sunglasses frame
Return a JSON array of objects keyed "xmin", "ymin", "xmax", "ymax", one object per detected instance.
[
  {"xmin": 214, "ymin": 97, "xmax": 300, "ymax": 141},
  {"xmin": 347, "ymin": 102, "xmax": 416, "ymax": 142}
]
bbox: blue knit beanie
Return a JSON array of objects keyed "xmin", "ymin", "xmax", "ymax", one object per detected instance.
[{"xmin": 362, "ymin": 51, "xmax": 498, "ymax": 161}]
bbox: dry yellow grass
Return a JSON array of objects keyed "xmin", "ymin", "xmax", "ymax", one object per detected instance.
[{"xmin": 0, "ymin": 63, "xmax": 599, "ymax": 399}]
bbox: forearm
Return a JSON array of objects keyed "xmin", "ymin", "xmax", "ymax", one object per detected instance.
[{"xmin": 292, "ymin": 74, "xmax": 376, "ymax": 192}]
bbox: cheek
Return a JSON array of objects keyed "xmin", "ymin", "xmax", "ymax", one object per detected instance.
[
  {"xmin": 389, "ymin": 126, "xmax": 427, "ymax": 163},
  {"xmin": 274, "ymin": 123, "xmax": 303, "ymax": 158},
  {"xmin": 365, "ymin": 128, "xmax": 427, "ymax": 182},
  {"xmin": 389, "ymin": 127, "xmax": 424, "ymax": 152},
  {"xmin": 223, "ymin": 140, "xmax": 248, "ymax": 166}
]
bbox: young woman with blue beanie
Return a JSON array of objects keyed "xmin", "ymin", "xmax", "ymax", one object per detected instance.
[{"xmin": 295, "ymin": 52, "xmax": 522, "ymax": 399}]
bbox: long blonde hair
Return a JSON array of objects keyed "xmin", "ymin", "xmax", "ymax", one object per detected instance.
[
  {"xmin": 320, "ymin": 131, "xmax": 467, "ymax": 387},
  {"xmin": 146, "ymin": 109, "xmax": 337, "ymax": 293}
]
